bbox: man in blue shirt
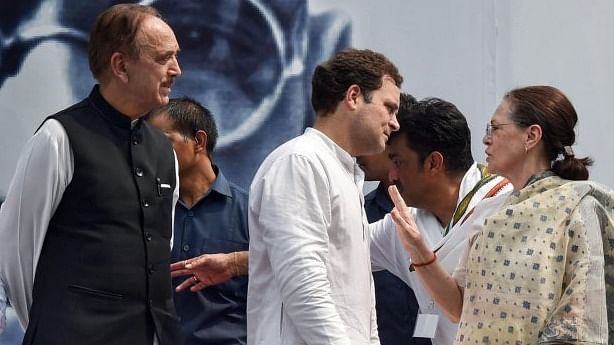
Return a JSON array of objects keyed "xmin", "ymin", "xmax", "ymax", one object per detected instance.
[
  {"xmin": 357, "ymin": 93, "xmax": 431, "ymax": 345},
  {"xmin": 149, "ymin": 97, "xmax": 249, "ymax": 345}
]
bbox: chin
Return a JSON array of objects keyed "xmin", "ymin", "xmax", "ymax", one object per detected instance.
[
  {"xmin": 486, "ymin": 163, "xmax": 501, "ymax": 175},
  {"xmin": 158, "ymin": 95, "xmax": 170, "ymax": 105}
]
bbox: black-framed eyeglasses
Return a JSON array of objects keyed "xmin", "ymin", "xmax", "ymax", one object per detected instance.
[{"xmin": 485, "ymin": 123, "xmax": 514, "ymax": 137}]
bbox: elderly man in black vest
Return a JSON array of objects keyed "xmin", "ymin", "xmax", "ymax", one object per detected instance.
[{"xmin": 0, "ymin": 4, "xmax": 182, "ymax": 345}]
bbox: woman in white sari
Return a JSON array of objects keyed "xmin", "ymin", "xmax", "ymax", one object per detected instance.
[{"xmin": 389, "ymin": 85, "xmax": 613, "ymax": 344}]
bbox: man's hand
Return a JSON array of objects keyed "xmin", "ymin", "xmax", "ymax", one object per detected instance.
[{"xmin": 170, "ymin": 251, "xmax": 248, "ymax": 292}]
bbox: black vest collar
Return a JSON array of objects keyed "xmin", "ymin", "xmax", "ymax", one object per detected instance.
[{"xmin": 88, "ymin": 85, "xmax": 135, "ymax": 129}]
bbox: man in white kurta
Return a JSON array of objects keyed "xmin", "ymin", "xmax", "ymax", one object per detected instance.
[
  {"xmin": 368, "ymin": 97, "xmax": 512, "ymax": 345},
  {"xmin": 247, "ymin": 49, "xmax": 403, "ymax": 345}
]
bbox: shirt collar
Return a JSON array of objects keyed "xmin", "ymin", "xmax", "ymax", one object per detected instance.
[
  {"xmin": 304, "ymin": 127, "xmax": 364, "ymax": 184},
  {"xmin": 209, "ymin": 165, "xmax": 233, "ymax": 198},
  {"xmin": 88, "ymin": 84, "xmax": 137, "ymax": 129},
  {"xmin": 456, "ymin": 162, "xmax": 480, "ymax": 205}
]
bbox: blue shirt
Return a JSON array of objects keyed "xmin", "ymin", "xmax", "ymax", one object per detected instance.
[
  {"xmin": 365, "ymin": 183, "xmax": 431, "ymax": 345},
  {"xmin": 171, "ymin": 166, "xmax": 248, "ymax": 345}
]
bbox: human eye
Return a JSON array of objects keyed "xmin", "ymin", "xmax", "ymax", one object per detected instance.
[
  {"xmin": 385, "ymin": 103, "xmax": 398, "ymax": 115},
  {"xmin": 156, "ymin": 52, "xmax": 176, "ymax": 64}
]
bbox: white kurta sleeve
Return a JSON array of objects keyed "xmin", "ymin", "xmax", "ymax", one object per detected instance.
[
  {"xmin": 369, "ymin": 214, "xmax": 400, "ymax": 272},
  {"xmin": 256, "ymin": 154, "xmax": 351, "ymax": 345},
  {"xmin": 170, "ymin": 150, "xmax": 180, "ymax": 250},
  {"xmin": 0, "ymin": 119, "xmax": 73, "ymax": 331}
]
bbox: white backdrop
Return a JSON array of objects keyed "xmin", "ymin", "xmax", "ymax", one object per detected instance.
[{"xmin": 311, "ymin": 0, "xmax": 614, "ymax": 186}]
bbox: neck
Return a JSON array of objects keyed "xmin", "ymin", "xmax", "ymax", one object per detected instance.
[
  {"xmin": 314, "ymin": 114, "xmax": 354, "ymax": 155},
  {"xmin": 505, "ymin": 155, "xmax": 551, "ymax": 192},
  {"xmin": 179, "ymin": 159, "xmax": 217, "ymax": 208},
  {"xmin": 428, "ymin": 174, "xmax": 464, "ymax": 227},
  {"xmin": 99, "ymin": 83, "xmax": 147, "ymax": 120}
]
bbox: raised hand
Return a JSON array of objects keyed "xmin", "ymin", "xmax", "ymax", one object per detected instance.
[{"xmin": 388, "ymin": 185, "xmax": 432, "ymax": 263}]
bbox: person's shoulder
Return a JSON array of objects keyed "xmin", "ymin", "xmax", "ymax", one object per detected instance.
[
  {"xmin": 566, "ymin": 180, "xmax": 614, "ymax": 208},
  {"xmin": 228, "ymin": 179, "xmax": 248, "ymax": 200},
  {"xmin": 48, "ymin": 98, "xmax": 91, "ymax": 120},
  {"xmin": 262, "ymin": 134, "xmax": 328, "ymax": 168}
]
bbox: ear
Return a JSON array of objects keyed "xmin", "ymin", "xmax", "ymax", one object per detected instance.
[
  {"xmin": 423, "ymin": 151, "xmax": 444, "ymax": 176},
  {"xmin": 344, "ymin": 84, "xmax": 362, "ymax": 111},
  {"xmin": 525, "ymin": 124, "xmax": 543, "ymax": 151},
  {"xmin": 109, "ymin": 52, "xmax": 129, "ymax": 83},
  {"xmin": 193, "ymin": 130, "xmax": 208, "ymax": 154}
]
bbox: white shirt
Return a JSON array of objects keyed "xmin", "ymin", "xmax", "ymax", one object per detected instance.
[
  {"xmin": 0, "ymin": 119, "xmax": 179, "ymax": 338},
  {"xmin": 247, "ymin": 128, "xmax": 379, "ymax": 345},
  {"xmin": 369, "ymin": 163, "xmax": 512, "ymax": 345}
]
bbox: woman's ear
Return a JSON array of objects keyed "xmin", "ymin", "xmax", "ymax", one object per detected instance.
[{"xmin": 525, "ymin": 124, "xmax": 543, "ymax": 151}]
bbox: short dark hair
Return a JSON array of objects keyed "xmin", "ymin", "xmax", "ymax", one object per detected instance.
[
  {"xmin": 390, "ymin": 96, "xmax": 473, "ymax": 174},
  {"xmin": 311, "ymin": 48, "xmax": 403, "ymax": 115},
  {"xmin": 88, "ymin": 4, "xmax": 162, "ymax": 81},
  {"xmin": 149, "ymin": 97, "xmax": 218, "ymax": 155},
  {"xmin": 504, "ymin": 85, "xmax": 592, "ymax": 180}
]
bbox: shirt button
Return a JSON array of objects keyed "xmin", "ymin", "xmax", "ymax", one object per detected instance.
[
  {"xmin": 145, "ymin": 232, "xmax": 152, "ymax": 241},
  {"xmin": 142, "ymin": 200, "xmax": 149, "ymax": 208},
  {"xmin": 135, "ymin": 168, "xmax": 143, "ymax": 177},
  {"xmin": 187, "ymin": 211, "xmax": 194, "ymax": 217},
  {"xmin": 148, "ymin": 265, "xmax": 155, "ymax": 274},
  {"xmin": 182, "ymin": 244, "xmax": 190, "ymax": 252},
  {"xmin": 132, "ymin": 135, "xmax": 140, "ymax": 145}
]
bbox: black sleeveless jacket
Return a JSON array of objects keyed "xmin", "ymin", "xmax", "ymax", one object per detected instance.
[{"xmin": 23, "ymin": 86, "xmax": 182, "ymax": 345}]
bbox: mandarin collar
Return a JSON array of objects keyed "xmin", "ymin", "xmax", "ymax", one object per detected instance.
[
  {"xmin": 88, "ymin": 85, "xmax": 138, "ymax": 129},
  {"xmin": 304, "ymin": 127, "xmax": 361, "ymax": 180}
]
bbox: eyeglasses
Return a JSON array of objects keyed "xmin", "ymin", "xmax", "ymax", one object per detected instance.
[{"xmin": 485, "ymin": 123, "xmax": 514, "ymax": 137}]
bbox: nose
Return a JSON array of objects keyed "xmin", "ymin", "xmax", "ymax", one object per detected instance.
[
  {"xmin": 389, "ymin": 114, "xmax": 400, "ymax": 132},
  {"xmin": 388, "ymin": 165, "xmax": 399, "ymax": 183},
  {"xmin": 482, "ymin": 132, "xmax": 491, "ymax": 145},
  {"xmin": 169, "ymin": 56, "xmax": 181, "ymax": 77}
]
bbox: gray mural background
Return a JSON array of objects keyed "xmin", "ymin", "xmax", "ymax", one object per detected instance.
[{"xmin": 3, "ymin": 1, "xmax": 614, "ymax": 344}]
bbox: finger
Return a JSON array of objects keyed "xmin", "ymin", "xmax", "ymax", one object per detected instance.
[
  {"xmin": 190, "ymin": 281, "xmax": 208, "ymax": 292},
  {"xmin": 388, "ymin": 185, "xmax": 408, "ymax": 211},
  {"xmin": 185, "ymin": 255, "xmax": 207, "ymax": 269},
  {"xmin": 175, "ymin": 276, "xmax": 195, "ymax": 292},
  {"xmin": 171, "ymin": 268, "xmax": 193, "ymax": 278},
  {"xmin": 390, "ymin": 208, "xmax": 410, "ymax": 229},
  {"xmin": 170, "ymin": 261, "xmax": 186, "ymax": 271}
]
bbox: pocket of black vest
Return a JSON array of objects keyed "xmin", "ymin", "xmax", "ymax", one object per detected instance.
[{"xmin": 68, "ymin": 284, "xmax": 126, "ymax": 300}]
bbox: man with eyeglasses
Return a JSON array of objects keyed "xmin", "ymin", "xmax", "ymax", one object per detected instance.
[{"xmin": 369, "ymin": 97, "xmax": 513, "ymax": 345}]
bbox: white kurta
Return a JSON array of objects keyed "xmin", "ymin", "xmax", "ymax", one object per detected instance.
[
  {"xmin": 0, "ymin": 120, "xmax": 178, "ymax": 341},
  {"xmin": 247, "ymin": 127, "xmax": 379, "ymax": 345},
  {"xmin": 369, "ymin": 163, "xmax": 512, "ymax": 345}
]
